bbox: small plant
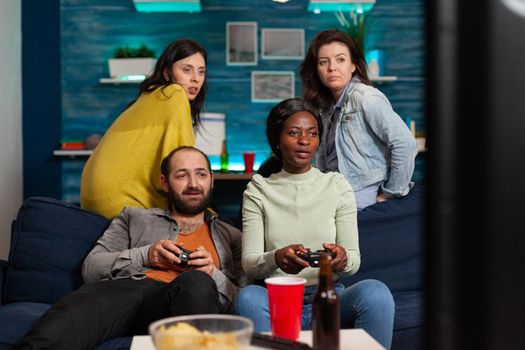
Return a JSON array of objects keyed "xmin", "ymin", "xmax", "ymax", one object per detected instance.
[
  {"xmin": 336, "ymin": 10, "xmax": 369, "ymax": 53},
  {"xmin": 113, "ymin": 44, "xmax": 156, "ymax": 59}
]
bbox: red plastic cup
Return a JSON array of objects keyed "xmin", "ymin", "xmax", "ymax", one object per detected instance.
[
  {"xmin": 243, "ymin": 152, "xmax": 255, "ymax": 173},
  {"xmin": 265, "ymin": 276, "xmax": 307, "ymax": 340}
]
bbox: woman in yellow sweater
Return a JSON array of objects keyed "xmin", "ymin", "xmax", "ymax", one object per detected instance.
[{"xmin": 81, "ymin": 39, "xmax": 207, "ymax": 219}]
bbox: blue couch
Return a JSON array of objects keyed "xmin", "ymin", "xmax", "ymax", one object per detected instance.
[
  {"xmin": 342, "ymin": 184, "xmax": 425, "ymax": 349},
  {"xmin": 0, "ymin": 185, "xmax": 424, "ymax": 349}
]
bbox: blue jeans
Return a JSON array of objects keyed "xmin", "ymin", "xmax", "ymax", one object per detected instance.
[
  {"xmin": 354, "ymin": 183, "xmax": 380, "ymax": 210},
  {"xmin": 234, "ymin": 279, "xmax": 395, "ymax": 350}
]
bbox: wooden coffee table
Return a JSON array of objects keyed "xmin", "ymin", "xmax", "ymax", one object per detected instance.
[{"xmin": 130, "ymin": 329, "xmax": 385, "ymax": 350}]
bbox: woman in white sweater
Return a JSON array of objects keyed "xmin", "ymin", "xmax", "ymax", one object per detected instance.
[{"xmin": 234, "ymin": 98, "xmax": 395, "ymax": 349}]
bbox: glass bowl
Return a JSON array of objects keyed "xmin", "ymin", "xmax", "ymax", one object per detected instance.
[{"xmin": 149, "ymin": 314, "xmax": 254, "ymax": 350}]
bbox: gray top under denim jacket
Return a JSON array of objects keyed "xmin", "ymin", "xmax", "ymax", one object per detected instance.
[
  {"xmin": 316, "ymin": 77, "xmax": 418, "ymax": 198},
  {"xmin": 82, "ymin": 207, "xmax": 250, "ymax": 312}
]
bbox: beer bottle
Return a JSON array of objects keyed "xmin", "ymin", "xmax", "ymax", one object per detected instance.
[
  {"xmin": 220, "ymin": 140, "xmax": 228, "ymax": 172},
  {"xmin": 312, "ymin": 253, "xmax": 340, "ymax": 350}
]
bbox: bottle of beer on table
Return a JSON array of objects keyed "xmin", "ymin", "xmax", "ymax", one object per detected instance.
[{"xmin": 312, "ymin": 253, "xmax": 340, "ymax": 350}]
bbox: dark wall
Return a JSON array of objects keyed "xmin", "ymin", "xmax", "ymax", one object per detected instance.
[
  {"xmin": 22, "ymin": 0, "xmax": 62, "ymax": 199},
  {"xmin": 426, "ymin": 0, "xmax": 525, "ymax": 348}
]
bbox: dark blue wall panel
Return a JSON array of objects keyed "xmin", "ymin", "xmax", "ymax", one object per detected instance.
[
  {"xmin": 58, "ymin": 0, "xmax": 425, "ymax": 202},
  {"xmin": 22, "ymin": 0, "xmax": 62, "ymax": 199}
]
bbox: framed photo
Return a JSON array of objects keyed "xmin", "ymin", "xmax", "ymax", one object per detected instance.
[
  {"xmin": 226, "ymin": 22, "xmax": 257, "ymax": 65},
  {"xmin": 251, "ymin": 71, "xmax": 295, "ymax": 103},
  {"xmin": 262, "ymin": 28, "xmax": 304, "ymax": 60}
]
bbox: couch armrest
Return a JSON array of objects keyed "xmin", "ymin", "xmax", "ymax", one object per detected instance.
[
  {"xmin": 0, "ymin": 259, "xmax": 8, "ymax": 306},
  {"xmin": 6, "ymin": 197, "xmax": 110, "ymax": 305}
]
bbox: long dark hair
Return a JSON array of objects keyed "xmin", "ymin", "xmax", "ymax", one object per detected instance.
[
  {"xmin": 265, "ymin": 98, "xmax": 323, "ymax": 173},
  {"xmin": 300, "ymin": 29, "xmax": 370, "ymax": 113},
  {"xmin": 139, "ymin": 39, "xmax": 208, "ymax": 127}
]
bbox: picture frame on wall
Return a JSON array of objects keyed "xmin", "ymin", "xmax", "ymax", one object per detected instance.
[
  {"xmin": 226, "ymin": 22, "xmax": 258, "ymax": 65},
  {"xmin": 262, "ymin": 28, "xmax": 305, "ymax": 60},
  {"xmin": 251, "ymin": 71, "xmax": 295, "ymax": 103}
]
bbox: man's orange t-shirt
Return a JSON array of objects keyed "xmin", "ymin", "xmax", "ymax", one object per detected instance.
[{"xmin": 145, "ymin": 224, "xmax": 221, "ymax": 283}]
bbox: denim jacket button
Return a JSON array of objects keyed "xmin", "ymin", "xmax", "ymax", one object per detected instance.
[{"xmin": 344, "ymin": 115, "xmax": 352, "ymax": 121}]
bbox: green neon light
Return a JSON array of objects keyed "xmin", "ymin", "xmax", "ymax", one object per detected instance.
[
  {"xmin": 210, "ymin": 161, "xmax": 260, "ymax": 172},
  {"xmin": 307, "ymin": 3, "xmax": 374, "ymax": 13},
  {"xmin": 134, "ymin": 2, "xmax": 201, "ymax": 13},
  {"xmin": 115, "ymin": 75, "xmax": 146, "ymax": 81}
]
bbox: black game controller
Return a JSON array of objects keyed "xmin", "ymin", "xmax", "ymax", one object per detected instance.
[
  {"xmin": 174, "ymin": 244, "xmax": 194, "ymax": 268},
  {"xmin": 296, "ymin": 248, "xmax": 336, "ymax": 267}
]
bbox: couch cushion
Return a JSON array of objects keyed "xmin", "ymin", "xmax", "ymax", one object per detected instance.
[
  {"xmin": 5, "ymin": 197, "xmax": 110, "ymax": 304},
  {"xmin": 392, "ymin": 325, "xmax": 424, "ymax": 350},
  {"xmin": 341, "ymin": 184, "xmax": 424, "ymax": 293},
  {"xmin": 0, "ymin": 260, "xmax": 8, "ymax": 306},
  {"xmin": 0, "ymin": 302, "xmax": 52, "ymax": 347},
  {"xmin": 0, "ymin": 302, "xmax": 131, "ymax": 350},
  {"xmin": 392, "ymin": 291, "xmax": 425, "ymax": 330},
  {"xmin": 95, "ymin": 337, "xmax": 133, "ymax": 350}
]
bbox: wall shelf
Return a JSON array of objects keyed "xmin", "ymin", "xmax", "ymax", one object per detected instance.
[
  {"xmin": 99, "ymin": 78, "xmax": 142, "ymax": 84},
  {"xmin": 52, "ymin": 149, "xmax": 255, "ymax": 180},
  {"xmin": 53, "ymin": 150, "xmax": 93, "ymax": 157},
  {"xmin": 53, "ymin": 138, "xmax": 425, "ymax": 158},
  {"xmin": 370, "ymin": 76, "xmax": 398, "ymax": 83},
  {"xmin": 214, "ymin": 173, "xmax": 253, "ymax": 181}
]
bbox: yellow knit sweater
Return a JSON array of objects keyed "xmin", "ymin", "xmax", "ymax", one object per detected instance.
[{"xmin": 80, "ymin": 84, "xmax": 194, "ymax": 219}]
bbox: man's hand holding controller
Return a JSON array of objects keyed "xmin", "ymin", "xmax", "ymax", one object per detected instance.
[{"xmin": 147, "ymin": 241, "xmax": 214, "ymax": 275}]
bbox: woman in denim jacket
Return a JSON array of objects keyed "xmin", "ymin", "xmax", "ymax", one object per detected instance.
[{"xmin": 301, "ymin": 30, "xmax": 418, "ymax": 209}]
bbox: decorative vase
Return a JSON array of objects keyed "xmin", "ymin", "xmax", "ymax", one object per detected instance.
[{"xmin": 366, "ymin": 49, "xmax": 385, "ymax": 77}]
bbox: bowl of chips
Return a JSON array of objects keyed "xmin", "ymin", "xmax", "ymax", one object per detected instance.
[{"xmin": 149, "ymin": 314, "xmax": 254, "ymax": 350}]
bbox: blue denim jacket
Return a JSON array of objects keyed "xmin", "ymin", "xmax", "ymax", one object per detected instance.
[{"xmin": 316, "ymin": 78, "xmax": 418, "ymax": 197}]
